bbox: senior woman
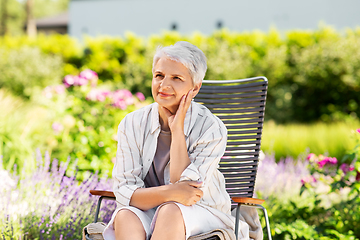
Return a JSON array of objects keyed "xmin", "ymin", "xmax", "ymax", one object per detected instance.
[{"xmin": 102, "ymin": 41, "xmax": 250, "ymax": 240}]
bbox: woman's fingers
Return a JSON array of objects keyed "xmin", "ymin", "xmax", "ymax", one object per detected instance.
[
  {"xmin": 178, "ymin": 89, "xmax": 193, "ymax": 113},
  {"xmin": 187, "ymin": 181, "xmax": 203, "ymax": 188},
  {"xmin": 184, "ymin": 89, "xmax": 193, "ymax": 111},
  {"xmin": 170, "ymin": 181, "xmax": 204, "ymax": 206}
]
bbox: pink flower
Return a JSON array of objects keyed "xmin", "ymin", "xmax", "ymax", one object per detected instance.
[
  {"xmin": 63, "ymin": 75, "xmax": 76, "ymax": 88},
  {"xmin": 86, "ymin": 89, "xmax": 99, "ymax": 101},
  {"xmin": 301, "ymin": 175, "xmax": 316, "ymax": 184},
  {"xmin": 54, "ymin": 85, "xmax": 65, "ymax": 95},
  {"xmin": 357, "ymin": 129, "xmax": 360, "ymax": 134},
  {"xmin": 77, "ymin": 77, "xmax": 88, "ymax": 86},
  {"xmin": 317, "ymin": 157, "xmax": 337, "ymax": 168},
  {"xmin": 317, "ymin": 159, "xmax": 327, "ymax": 168},
  {"xmin": 43, "ymin": 86, "xmax": 53, "ymax": 98},
  {"xmin": 113, "ymin": 99, "xmax": 127, "ymax": 110},
  {"xmin": 52, "ymin": 122, "xmax": 64, "ymax": 134},
  {"xmin": 306, "ymin": 153, "xmax": 317, "ymax": 162},
  {"xmin": 340, "ymin": 163, "xmax": 355, "ymax": 173},
  {"xmin": 113, "ymin": 89, "xmax": 134, "ymax": 109},
  {"xmin": 328, "ymin": 157, "xmax": 337, "ymax": 165},
  {"xmin": 136, "ymin": 92, "xmax": 145, "ymax": 101},
  {"xmin": 97, "ymin": 90, "xmax": 111, "ymax": 102},
  {"xmin": 79, "ymin": 69, "xmax": 98, "ymax": 80}
]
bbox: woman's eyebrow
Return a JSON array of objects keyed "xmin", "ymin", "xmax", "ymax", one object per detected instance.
[{"xmin": 171, "ymin": 73, "xmax": 184, "ymax": 78}]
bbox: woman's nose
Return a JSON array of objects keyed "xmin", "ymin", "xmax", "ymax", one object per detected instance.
[{"xmin": 160, "ymin": 76, "xmax": 171, "ymax": 89}]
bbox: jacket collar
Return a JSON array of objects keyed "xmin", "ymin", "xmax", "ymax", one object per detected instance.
[{"xmin": 150, "ymin": 101, "xmax": 199, "ymax": 137}]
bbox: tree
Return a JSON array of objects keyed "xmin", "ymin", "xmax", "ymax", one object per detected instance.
[
  {"xmin": 0, "ymin": 0, "xmax": 69, "ymax": 35},
  {"xmin": 26, "ymin": 0, "xmax": 36, "ymax": 37},
  {"xmin": 0, "ymin": 0, "xmax": 8, "ymax": 35}
]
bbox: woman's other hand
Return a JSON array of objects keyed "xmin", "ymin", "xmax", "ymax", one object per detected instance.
[
  {"xmin": 167, "ymin": 181, "xmax": 203, "ymax": 206},
  {"xmin": 161, "ymin": 89, "xmax": 194, "ymax": 134}
]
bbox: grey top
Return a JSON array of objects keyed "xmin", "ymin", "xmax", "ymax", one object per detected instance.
[{"xmin": 144, "ymin": 129, "xmax": 171, "ymax": 187}]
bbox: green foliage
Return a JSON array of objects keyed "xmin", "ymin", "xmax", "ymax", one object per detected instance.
[
  {"xmin": 0, "ymin": 0, "xmax": 69, "ymax": 35},
  {"xmin": 2, "ymin": 27, "xmax": 360, "ymax": 122},
  {"xmin": 0, "ymin": 89, "xmax": 53, "ymax": 171},
  {"xmin": 261, "ymin": 120, "xmax": 360, "ymax": 161},
  {"xmin": 260, "ymin": 134, "xmax": 360, "ymax": 240},
  {"xmin": 0, "ymin": 46, "xmax": 63, "ymax": 99}
]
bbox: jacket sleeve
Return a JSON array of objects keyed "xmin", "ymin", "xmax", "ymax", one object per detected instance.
[
  {"xmin": 178, "ymin": 117, "xmax": 227, "ymax": 187},
  {"xmin": 112, "ymin": 114, "xmax": 144, "ymax": 207}
]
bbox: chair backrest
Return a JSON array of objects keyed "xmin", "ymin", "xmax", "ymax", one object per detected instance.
[{"xmin": 194, "ymin": 76, "xmax": 268, "ymax": 208}]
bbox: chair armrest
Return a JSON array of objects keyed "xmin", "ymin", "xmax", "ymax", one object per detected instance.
[
  {"xmin": 232, "ymin": 197, "xmax": 265, "ymax": 205},
  {"xmin": 90, "ymin": 190, "xmax": 115, "ymax": 198}
]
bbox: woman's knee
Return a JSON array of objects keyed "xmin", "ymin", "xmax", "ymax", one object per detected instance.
[
  {"xmin": 114, "ymin": 209, "xmax": 142, "ymax": 229},
  {"xmin": 156, "ymin": 203, "xmax": 183, "ymax": 221}
]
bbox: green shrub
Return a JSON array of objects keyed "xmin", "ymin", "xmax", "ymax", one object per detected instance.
[
  {"xmin": 0, "ymin": 47, "xmax": 63, "ymax": 99},
  {"xmin": 0, "ymin": 89, "xmax": 53, "ymax": 171},
  {"xmin": 1, "ymin": 28, "xmax": 360, "ymax": 123}
]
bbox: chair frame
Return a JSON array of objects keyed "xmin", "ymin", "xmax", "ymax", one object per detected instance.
[{"xmin": 88, "ymin": 76, "xmax": 272, "ymax": 240}]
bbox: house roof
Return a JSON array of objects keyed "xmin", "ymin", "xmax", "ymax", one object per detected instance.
[{"xmin": 36, "ymin": 12, "xmax": 68, "ymax": 27}]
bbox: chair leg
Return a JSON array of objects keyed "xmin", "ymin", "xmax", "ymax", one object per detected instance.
[
  {"xmin": 94, "ymin": 196, "xmax": 104, "ymax": 223},
  {"xmin": 254, "ymin": 204, "xmax": 272, "ymax": 240},
  {"xmin": 235, "ymin": 203, "xmax": 241, "ymax": 240},
  {"xmin": 235, "ymin": 204, "xmax": 272, "ymax": 240}
]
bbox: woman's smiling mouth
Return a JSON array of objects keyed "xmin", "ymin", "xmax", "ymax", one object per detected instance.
[{"xmin": 159, "ymin": 92, "xmax": 173, "ymax": 97}]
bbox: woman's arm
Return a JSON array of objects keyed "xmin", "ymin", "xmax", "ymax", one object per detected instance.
[
  {"xmin": 129, "ymin": 181, "xmax": 203, "ymax": 211},
  {"xmin": 113, "ymin": 105, "xmax": 203, "ymax": 210},
  {"xmin": 161, "ymin": 90, "xmax": 194, "ymax": 183}
]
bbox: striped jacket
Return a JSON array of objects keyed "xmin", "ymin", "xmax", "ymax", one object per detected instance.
[{"xmin": 112, "ymin": 101, "xmax": 237, "ymax": 233}]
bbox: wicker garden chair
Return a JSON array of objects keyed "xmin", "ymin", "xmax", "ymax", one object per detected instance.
[{"xmin": 86, "ymin": 76, "xmax": 271, "ymax": 240}]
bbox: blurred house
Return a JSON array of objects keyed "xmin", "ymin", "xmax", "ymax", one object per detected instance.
[
  {"xmin": 69, "ymin": 0, "xmax": 360, "ymax": 38},
  {"xmin": 35, "ymin": 12, "xmax": 68, "ymax": 35}
]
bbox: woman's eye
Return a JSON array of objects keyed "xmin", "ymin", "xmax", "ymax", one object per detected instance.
[{"xmin": 155, "ymin": 74, "xmax": 163, "ymax": 78}]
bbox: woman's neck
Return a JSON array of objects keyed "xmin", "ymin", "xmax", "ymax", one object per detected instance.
[{"xmin": 158, "ymin": 106, "xmax": 170, "ymax": 131}]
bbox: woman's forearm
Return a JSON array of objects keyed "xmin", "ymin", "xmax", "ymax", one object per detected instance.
[
  {"xmin": 169, "ymin": 129, "xmax": 191, "ymax": 183},
  {"xmin": 130, "ymin": 185, "xmax": 170, "ymax": 211},
  {"xmin": 130, "ymin": 181, "xmax": 203, "ymax": 211}
]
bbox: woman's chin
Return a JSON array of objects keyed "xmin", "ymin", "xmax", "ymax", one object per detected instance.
[{"xmin": 157, "ymin": 102, "xmax": 179, "ymax": 114}]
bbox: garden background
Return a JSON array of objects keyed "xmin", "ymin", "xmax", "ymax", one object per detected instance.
[{"xmin": 1, "ymin": 27, "xmax": 360, "ymax": 239}]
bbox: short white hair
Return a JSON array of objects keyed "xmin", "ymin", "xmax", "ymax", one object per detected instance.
[{"xmin": 152, "ymin": 41, "xmax": 207, "ymax": 85}]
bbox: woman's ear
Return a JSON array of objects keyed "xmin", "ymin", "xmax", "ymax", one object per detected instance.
[{"xmin": 192, "ymin": 82, "xmax": 202, "ymax": 98}]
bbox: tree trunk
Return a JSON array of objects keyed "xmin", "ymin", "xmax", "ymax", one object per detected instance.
[
  {"xmin": 0, "ymin": 0, "xmax": 7, "ymax": 36},
  {"xmin": 26, "ymin": 0, "xmax": 37, "ymax": 37}
]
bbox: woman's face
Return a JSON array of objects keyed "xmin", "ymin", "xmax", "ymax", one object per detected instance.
[{"xmin": 152, "ymin": 57, "xmax": 201, "ymax": 114}]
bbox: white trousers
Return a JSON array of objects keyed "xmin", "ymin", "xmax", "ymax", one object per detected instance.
[{"xmin": 102, "ymin": 202, "xmax": 229, "ymax": 240}]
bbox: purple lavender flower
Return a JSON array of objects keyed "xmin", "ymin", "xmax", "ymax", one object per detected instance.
[
  {"xmin": 135, "ymin": 92, "xmax": 145, "ymax": 101},
  {"xmin": 255, "ymin": 153, "xmax": 309, "ymax": 200},
  {"xmin": 2, "ymin": 150, "xmax": 116, "ymax": 239}
]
